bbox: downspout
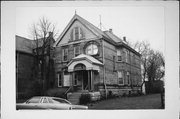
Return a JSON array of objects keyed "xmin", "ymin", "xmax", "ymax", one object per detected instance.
[{"xmin": 102, "ymin": 38, "xmax": 107, "ymax": 98}]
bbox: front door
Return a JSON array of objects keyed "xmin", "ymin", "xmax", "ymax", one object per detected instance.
[
  {"xmin": 74, "ymin": 70, "xmax": 89, "ymax": 90},
  {"xmin": 82, "ymin": 70, "xmax": 88, "ymax": 90}
]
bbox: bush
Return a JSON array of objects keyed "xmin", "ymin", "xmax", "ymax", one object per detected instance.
[
  {"xmin": 79, "ymin": 93, "xmax": 91, "ymax": 105},
  {"xmin": 145, "ymin": 80, "xmax": 164, "ymax": 94}
]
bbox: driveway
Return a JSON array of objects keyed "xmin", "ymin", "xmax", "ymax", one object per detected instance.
[{"xmin": 88, "ymin": 93, "xmax": 163, "ymax": 109}]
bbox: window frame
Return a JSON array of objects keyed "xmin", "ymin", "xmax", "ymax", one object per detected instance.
[
  {"xmin": 58, "ymin": 72, "xmax": 62, "ymax": 87},
  {"xmin": 127, "ymin": 72, "xmax": 131, "ymax": 86},
  {"xmin": 71, "ymin": 27, "xmax": 84, "ymax": 41},
  {"xmin": 74, "ymin": 45, "xmax": 80, "ymax": 57},
  {"xmin": 117, "ymin": 71, "xmax": 124, "ymax": 85},
  {"xmin": 85, "ymin": 44, "xmax": 98, "ymax": 55},
  {"xmin": 117, "ymin": 49, "xmax": 122, "ymax": 62},
  {"xmin": 62, "ymin": 48, "xmax": 68, "ymax": 62}
]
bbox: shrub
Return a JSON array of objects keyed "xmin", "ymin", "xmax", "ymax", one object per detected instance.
[
  {"xmin": 145, "ymin": 80, "xmax": 164, "ymax": 94},
  {"xmin": 79, "ymin": 93, "xmax": 91, "ymax": 105}
]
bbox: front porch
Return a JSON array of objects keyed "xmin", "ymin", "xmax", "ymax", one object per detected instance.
[
  {"xmin": 65, "ymin": 54, "xmax": 103, "ymax": 104},
  {"xmin": 67, "ymin": 54, "xmax": 103, "ymax": 92}
]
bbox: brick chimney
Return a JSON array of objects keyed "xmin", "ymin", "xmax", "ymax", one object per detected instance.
[
  {"xmin": 109, "ymin": 29, "xmax": 113, "ymax": 33},
  {"xmin": 123, "ymin": 36, "xmax": 126, "ymax": 42}
]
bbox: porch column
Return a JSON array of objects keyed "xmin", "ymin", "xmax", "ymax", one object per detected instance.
[
  {"xmin": 88, "ymin": 70, "xmax": 90, "ymax": 90},
  {"xmin": 71, "ymin": 72, "xmax": 74, "ymax": 91},
  {"xmin": 91, "ymin": 70, "xmax": 94, "ymax": 91}
]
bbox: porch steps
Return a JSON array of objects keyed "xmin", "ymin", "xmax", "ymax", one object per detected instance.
[{"xmin": 67, "ymin": 90, "xmax": 89, "ymax": 104}]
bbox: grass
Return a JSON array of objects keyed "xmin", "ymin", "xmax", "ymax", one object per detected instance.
[{"xmin": 88, "ymin": 93, "xmax": 163, "ymax": 109}]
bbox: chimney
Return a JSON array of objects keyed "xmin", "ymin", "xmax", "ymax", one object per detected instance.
[
  {"xmin": 48, "ymin": 32, "xmax": 53, "ymax": 38},
  {"xmin": 123, "ymin": 36, "xmax": 126, "ymax": 42},
  {"xmin": 109, "ymin": 29, "xmax": 113, "ymax": 33}
]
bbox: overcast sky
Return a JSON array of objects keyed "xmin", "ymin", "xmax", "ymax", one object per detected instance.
[{"xmin": 16, "ymin": 5, "xmax": 165, "ymax": 54}]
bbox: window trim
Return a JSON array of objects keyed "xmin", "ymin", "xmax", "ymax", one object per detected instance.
[
  {"xmin": 71, "ymin": 27, "xmax": 84, "ymax": 41},
  {"xmin": 58, "ymin": 72, "xmax": 62, "ymax": 87},
  {"xmin": 117, "ymin": 49, "xmax": 122, "ymax": 62},
  {"xmin": 117, "ymin": 71, "xmax": 124, "ymax": 85},
  {"xmin": 62, "ymin": 48, "xmax": 68, "ymax": 62},
  {"xmin": 74, "ymin": 45, "xmax": 80, "ymax": 57},
  {"xmin": 85, "ymin": 44, "xmax": 98, "ymax": 55},
  {"xmin": 127, "ymin": 72, "xmax": 131, "ymax": 86}
]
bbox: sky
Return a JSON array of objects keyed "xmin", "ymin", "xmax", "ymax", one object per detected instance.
[{"xmin": 16, "ymin": 5, "xmax": 165, "ymax": 54}]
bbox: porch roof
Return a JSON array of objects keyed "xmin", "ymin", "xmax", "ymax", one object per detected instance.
[{"xmin": 67, "ymin": 54, "xmax": 103, "ymax": 72}]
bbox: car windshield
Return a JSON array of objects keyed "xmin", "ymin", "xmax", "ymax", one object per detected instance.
[
  {"xmin": 26, "ymin": 97, "xmax": 41, "ymax": 103},
  {"xmin": 51, "ymin": 98, "xmax": 71, "ymax": 104}
]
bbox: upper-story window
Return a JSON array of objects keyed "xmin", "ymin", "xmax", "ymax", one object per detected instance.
[
  {"xmin": 85, "ymin": 44, "xmax": 98, "ymax": 55},
  {"xmin": 125, "ymin": 50, "xmax": 129, "ymax": 63},
  {"xmin": 70, "ymin": 27, "xmax": 84, "ymax": 41},
  {"xmin": 117, "ymin": 50, "xmax": 122, "ymax": 61},
  {"xmin": 74, "ymin": 45, "xmax": 80, "ymax": 57},
  {"xmin": 62, "ymin": 48, "xmax": 68, "ymax": 62}
]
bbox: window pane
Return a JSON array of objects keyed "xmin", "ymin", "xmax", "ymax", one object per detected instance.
[
  {"xmin": 52, "ymin": 98, "xmax": 70, "ymax": 104},
  {"xmin": 43, "ymin": 98, "xmax": 48, "ymax": 103},
  {"xmin": 75, "ymin": 27, "xmax": 79, "ymax": 40}
]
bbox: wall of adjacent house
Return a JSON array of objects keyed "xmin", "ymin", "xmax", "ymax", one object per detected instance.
[{"xmin": 16, "ymin": 51, "xmax": 35, "ymax": 98}]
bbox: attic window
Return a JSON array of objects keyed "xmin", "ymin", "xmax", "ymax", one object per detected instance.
[{"xmin": 70, "ymin": 27, "xmax": 84, "ymax": 41}]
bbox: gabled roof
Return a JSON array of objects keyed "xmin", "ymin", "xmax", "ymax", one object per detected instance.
[
  {"xmin": 67, "ymin": 54, "xmax": 103, "ymax": 66},
  {"xmin": 103, "ymin": 31, "xmax": 123, "ymax": 43},
  {"xmin": 16, "ymin": 35, "xmax": 34, "ymax": 54},
  {"xmin": 54, "ymin": 14, "xmax": 112, "ymax": 47},
  {"xmin": 16, "ymin": 34, "xmax": 55, "ymax": 54},
  {"xmin": 54, "ymin": 14, "xmax": 141, "ymax": 56}
]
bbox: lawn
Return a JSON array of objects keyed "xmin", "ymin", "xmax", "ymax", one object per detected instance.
[{"xmin": 88, "ymin": 93, "xmax": 163, "ymax": 109}]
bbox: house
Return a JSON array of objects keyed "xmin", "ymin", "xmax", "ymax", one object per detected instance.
[
  {"xmin": 53, "ymin": 14, "xmax": 142, "ymax": 102},
  {"xmin": 16, "ymin": 34, "xmax": 55, "ymax": 100}
]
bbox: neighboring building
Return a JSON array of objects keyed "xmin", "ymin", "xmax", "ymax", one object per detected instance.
[
  {"xmin": 53, "ymin": 14, "xmax": 142, "ymax": 99},
  {"xmin": 16, "ymin": 34, "xmax": 55, "ymax": 99}
]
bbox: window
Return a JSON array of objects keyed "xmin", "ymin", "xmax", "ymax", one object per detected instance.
[
  {"xmin": 117, "ymin": 50, "xmax": 122, "ymax": 61},
  {"xmin": 52, "ymin": 98, "xmax": 71, "ymax": 104},
  {"xmin": 62, "ymin": 48, "xmax": 68, "ymax": 61},
  {"xmin": 118, "ymin": 71, "xmax": 124, "ymax": 85},
  {"xmin": 70, "ymin": 27, "xmax": 84, "ymax": 41},
  {"xmin": 43, "ymin": 98, "xmax": 48, "ymax": 103},
  {"xmin": 113, "ymin": 56, "xmax": 116, "ymax": 71},
  {"xmin": 74, "ymin": 45, "xmax": 80, "ymax": 57},
  {"xmin": 86, "ymin": 44, "xmax": 98, "ymax": 55},
  {"xmin": 58, "ymin": 73, "xmax": 62, "ymax": 87},
  {"xmin": 125, "ymin": 50, "xmax": 129, "ymax": 63},
  {"xmin": 127, "ymin": 72, "xmax": 130, "ymax": 85}
]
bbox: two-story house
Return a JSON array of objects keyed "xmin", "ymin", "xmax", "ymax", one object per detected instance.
[
  {"xmin": 16, "ymin": 33, "xmax": 55, "ymax": 100},
  {"xmin": 53, "ymin": 14, "xmax": 142, "ymax": 100}
]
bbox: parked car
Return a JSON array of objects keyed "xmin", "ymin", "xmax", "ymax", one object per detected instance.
[{"xmin": 16, "ymin": 96, "xmax": 88, "ymax": 110}]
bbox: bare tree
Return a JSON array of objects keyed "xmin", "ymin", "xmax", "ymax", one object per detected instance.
[
  {"xmin": 128, "ymin": 41, "xmax": 165, "ymax": 93},
  {"xmin": 30, "ymin": 16, "xmax": 59, "ymax": 95},
  {"xmin": 147, "ymin": 50, "xmax": 165, "ymax": 82},
  {"xmin": 128, "ymin": 41, "xmax": 151, "ymax": 91}
]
